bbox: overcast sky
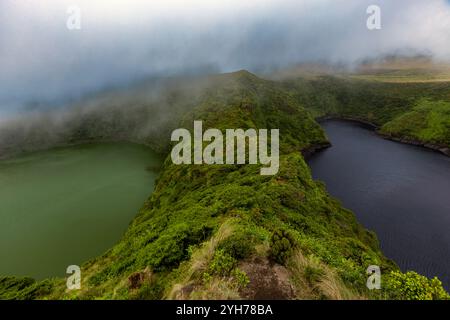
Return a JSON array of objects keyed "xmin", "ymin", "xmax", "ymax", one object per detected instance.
[{"xmin": 1, "ymin": 0, "xmax": 450, "ymax": 114}]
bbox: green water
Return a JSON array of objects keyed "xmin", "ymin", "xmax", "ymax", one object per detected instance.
[{"xmin": 0, "ymin": 142, "xmax": 163, "ymax": 279}]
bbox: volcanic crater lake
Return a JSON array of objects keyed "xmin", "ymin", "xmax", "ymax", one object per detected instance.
[
  {"xmin": 0, "ymin": 143, "xmax": 163, "ymax": 279},
  {"xmin": 308, "ymin": 120, "xmax": 450, "ymax": 290}
]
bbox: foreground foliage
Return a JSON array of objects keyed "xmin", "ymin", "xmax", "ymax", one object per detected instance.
[{"xmin": 385, "ymin": 271, "xmax": 450, "ymax": 300}]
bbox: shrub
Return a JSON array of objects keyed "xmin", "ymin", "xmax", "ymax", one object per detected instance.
[
  {"xmin": 207, "ymin": 249, "xmax": 237, "ymax": 277},
  {"xmin": 218, "ymin": 233, "xmax": 255, "ymax": 259},
  {"xmin": 270, "ymin": 229, "xmax": 297, "ymax": 264},
  {"xmin": 201, "ymin": 249, "xmax": 250, "ymax": 291},
  {"xmin": 231, "ymin": 268, "xmax": 250, "ymax": 288},
  {"xmin": 385, "ymin": 271, "xmax": 450, "ymax": 300}
]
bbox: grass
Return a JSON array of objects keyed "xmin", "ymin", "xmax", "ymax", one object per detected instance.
[
  {"xmin": 381, "ymin": 99, "xmax": 450, "ymax": 147},
  {"xmin": 288, "ymin": 250, "xmax": 364, "ymax": 300}
]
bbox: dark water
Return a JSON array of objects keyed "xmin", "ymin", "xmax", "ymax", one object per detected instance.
[
  {"xmin": 0, "ymin": 143, "xmax": 163, "ymax": 279},
  {"xmin": 308, "ymin": 120, "xmax": 450, "ymax": 290}
]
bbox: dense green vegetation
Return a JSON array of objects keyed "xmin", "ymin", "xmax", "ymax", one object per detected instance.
[
  {"xmin": 381, "ymin": 99, "xmax": 450, "ymax": 148},
  {"xmin": 384, "ymin": 271, "xmax": 450, "ymax": 300},
  {"xmin": 0, "ymin": 70, "xmax": 448, "ymax": 300},
  {"xmin": 281, "ymin": 74, "xmax": 450, "ymax": 151}
]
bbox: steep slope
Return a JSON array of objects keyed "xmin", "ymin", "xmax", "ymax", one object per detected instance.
[{"xmin": 1, "ymin": 71, "xmax": 448, "ymax": 300}]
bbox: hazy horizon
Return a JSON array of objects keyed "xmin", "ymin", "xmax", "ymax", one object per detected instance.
[{"xmin": 1, "ymin": 0, "xmax": 450, "ymax": 115}]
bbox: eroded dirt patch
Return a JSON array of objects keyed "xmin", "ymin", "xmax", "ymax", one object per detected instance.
[{"xmin": 239, "ymin": 257, "xmax": 295, "ymax": 300}]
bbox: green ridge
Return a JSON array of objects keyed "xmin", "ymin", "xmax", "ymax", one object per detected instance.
[{"xmin": 1, "ymin": 71, "xmax": 448, "ymax": 300}]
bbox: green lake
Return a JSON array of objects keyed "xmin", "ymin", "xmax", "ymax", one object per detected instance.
[{"xmin": 0, "ymin": 143, "xmax": 163, "ymax": 279}]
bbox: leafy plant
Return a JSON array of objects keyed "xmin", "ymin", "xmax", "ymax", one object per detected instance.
[
  {"xmin": 218, "ymin": 233, "xmax": 255, "ymax": 259},
  {"xmin": 270, "ymin": 229, "xmax": 297, "ymax": 264},
  {"xmin": 384, "ymin": 271, "xmax": 450, "ymax": 300},
  {"xmin": 207, "ymin": 249, "xmax": 237, "ymax": 277}
]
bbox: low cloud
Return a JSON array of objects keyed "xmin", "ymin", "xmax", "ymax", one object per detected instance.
[{"xmin": 1, "ymin": 0, "xmax": 450, "ymax": 112}]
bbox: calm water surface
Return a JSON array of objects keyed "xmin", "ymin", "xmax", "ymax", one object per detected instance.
[
  {"xmin": 308, "ymin": 120, "xmax": 450, "ymax": 290},
  {"xmin": 0, "ymin": 143, "xmax": 163, "ymax": 279}
]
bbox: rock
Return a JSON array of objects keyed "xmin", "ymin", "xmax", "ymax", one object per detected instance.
[
  {"xmin": 440, "ymin": 147, "xmax": 450, "ymax": 156},
  {"xmin": 239, "ymin": 257, "xmax": 295, "ymax": 300}
]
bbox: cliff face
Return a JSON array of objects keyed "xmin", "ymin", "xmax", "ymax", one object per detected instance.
[{"xmin": 1, "ymin": 71, "xmax": 448, "ymax": 300}]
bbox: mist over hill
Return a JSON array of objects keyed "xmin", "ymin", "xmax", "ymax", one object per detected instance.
[
  {"xmin": 2, "ymin": 0, "xmax": 450, "ymax": 114},
  {"xmin": 0, "ymin": 74, "xmax": 214, "ymax": 158}
]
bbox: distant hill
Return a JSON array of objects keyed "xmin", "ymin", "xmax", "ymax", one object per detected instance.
[
  {"xmin": 350, "ymin": 56, "xmax": 450, "ymax": 83},
  {"xmin": 276, "ymin": 58, "xmax": 450, "ymax": 154}
]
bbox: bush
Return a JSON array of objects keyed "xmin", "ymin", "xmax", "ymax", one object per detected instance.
[
  {"xmin": 202, "ymin": 249, "xmax": 249, "ymax": 290},
  {"xmin": 218, "ymin": 233, "xmax": 255, "ymax": 259},
  {"xmin": 270, "ymin": 229, "xmax": 297, "ymax": 264},
  {"xmin": 208, "ymin": 249, "xmax": 237, "ymax": 277},
  {"xmin": 231, "ymin": 268, "xmax": 250, "ymax": 288},
  {"xmin": 143, "ymin": 223, "xmax": 213, "ymax": 271},
  {"xmin": 385, "ymin": 271, "xmax": 450, "ymax": 300}
]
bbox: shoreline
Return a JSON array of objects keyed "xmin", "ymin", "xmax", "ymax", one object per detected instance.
[
  {"xmin": 0, "ymin": 138, "xmax": 168, "ymax": 162},
  {"xmin": 301, "ymin": 141, "xmax": 332, "ymax": 158},
  {"xmin": 316, "ymin": 116, "xmax": 450, "ymax": 157}
]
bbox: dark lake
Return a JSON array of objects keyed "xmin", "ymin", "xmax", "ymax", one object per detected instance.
[{"xmin": 307, "ymin": 120, "xmax": 450, "ymax": 290}]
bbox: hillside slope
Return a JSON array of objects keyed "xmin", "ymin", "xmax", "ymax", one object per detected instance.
[
  {"xmin": 281, "ymin": 74, "xmax": 450, "ymax": 155},
  {"xmin": 1, "ymin": 71, "xmax": 448, "ymax": 300}
]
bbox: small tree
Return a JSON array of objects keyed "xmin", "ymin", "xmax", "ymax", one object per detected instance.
[{"xmin": 270, "ymin": 229, "xmax": 296, "ymax": 264}]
